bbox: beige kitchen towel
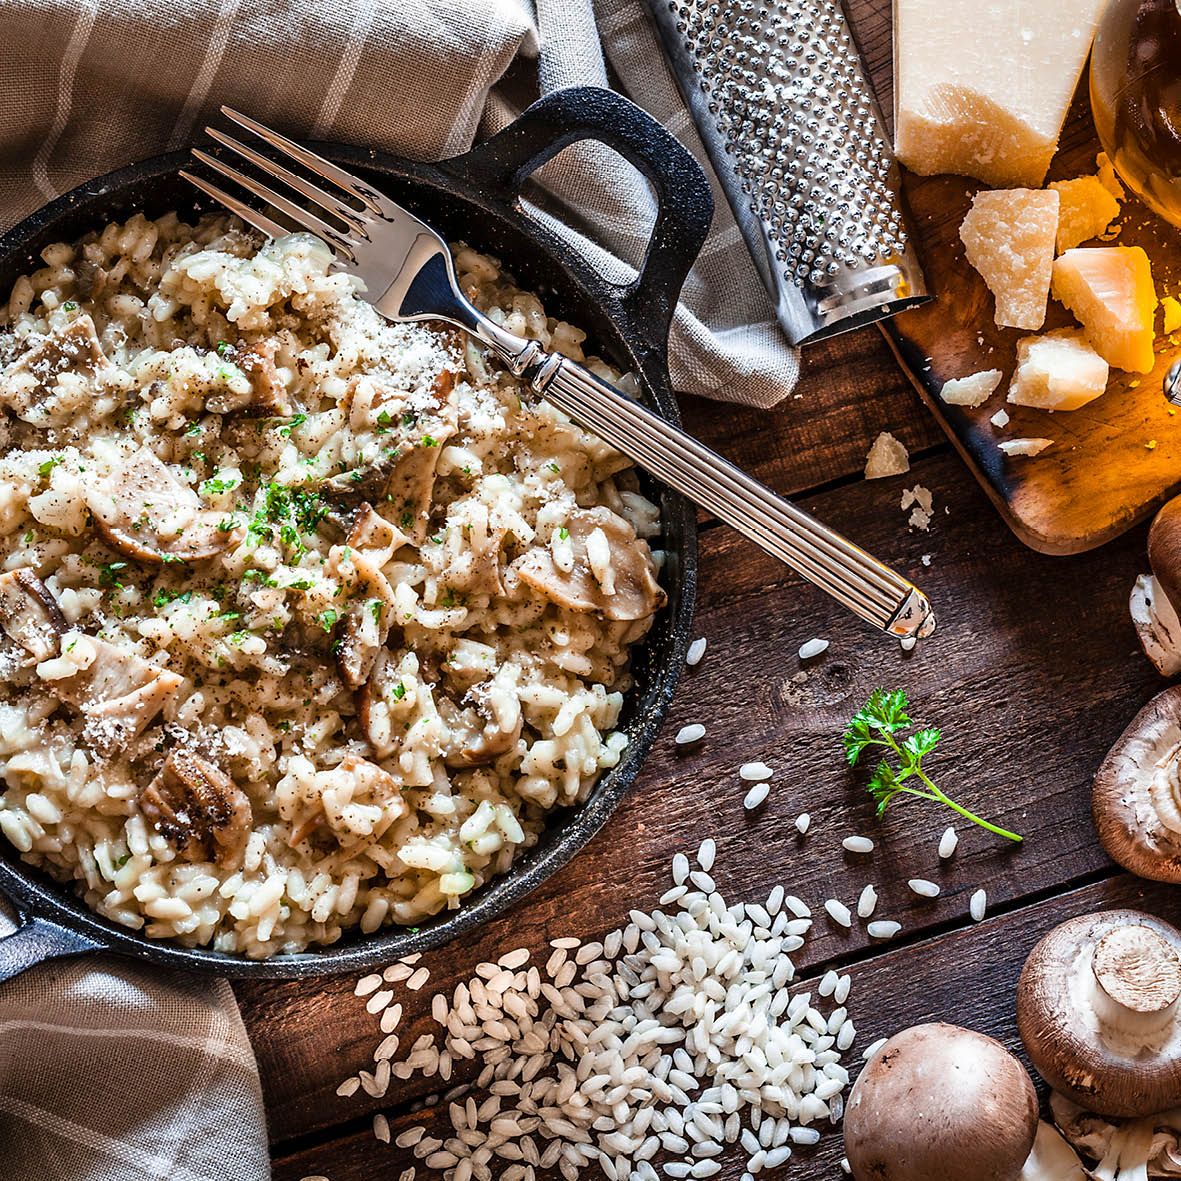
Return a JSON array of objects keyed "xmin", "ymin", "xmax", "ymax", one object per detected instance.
[
  {"xmin": 0, "ymin": 0, "xmax": 799, "ymax": 408},
  {"xmin": 0, "ymin": 916, "xmax": 267, "ymax": 1181}
]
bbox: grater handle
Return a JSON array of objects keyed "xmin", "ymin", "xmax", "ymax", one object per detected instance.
[
  {"xmin": 500, "ymin": 345, "xmax": 936, "ymax": 640},
  {"xmin": 442, "ymin": 87, "xmax": 713, "ymax": 356}
]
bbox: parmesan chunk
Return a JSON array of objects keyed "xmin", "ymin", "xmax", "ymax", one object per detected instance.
[
  {"xmin": 990, "ymin": 408, "xmax": 1011, "ymax": 428},
  {"xmin": 1096, "ymin": 152, "xmax": 1126, "ymax": 200},
  {"xmin": 960, "ymin": 189, "xmax": 1059, "ymax": 330},
  {"xmin": 998, "ymin": 438, "xmax": 1054, "ymax": 458},
  {"xmin": 1050, "ymin": 176, "xmax": 1121, "ymax": 252},
  {"xmin": 1051, "ymin": 247, "xmax": 1157, "ymax": 373},
  {"xmin": 864, "ymin": 431, "xmax": 910, "ymax": 479},
  {"xmin": 1008, "ymin": 329, "xmax": 1109, "ymax": 411},
  {"xmin": 1162, "ymin": 296, "xmax": 1181, "ymax": 334},
  {"xmin": 939, "ymin": 369, "xmax": 1002, "ymax": 409},
  {"xmin": 893, "ymin": 0, "xmax": 1108, "ymax": 187}
]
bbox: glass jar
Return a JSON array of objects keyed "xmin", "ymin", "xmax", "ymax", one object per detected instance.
[{"xmin": 1090, "ymin": 0, "xmax": 1181, "ymax": 226}]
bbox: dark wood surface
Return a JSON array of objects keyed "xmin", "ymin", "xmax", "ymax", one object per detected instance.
[
  {"xmin": 234, "ymin": 6, "xmax": 1180, "ymax": 1178},
  {"xmin": 852, "ymin": 0, "xmax": 1181, "ymax": 555}
]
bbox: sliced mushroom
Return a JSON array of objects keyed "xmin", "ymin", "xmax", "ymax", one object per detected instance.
[
  {"xmin": 287, "ymin": 753, "xmax": 405, "ymax": 851},
  {"xmin": 86, "ymin": 447, "xmax": 229, "ymax": 564},
  {"xmin": 1051, "ymin": 1092, "xmax": 1181, "ymax": 1179},
  {"xmin": 439, "ymin": 682, "xmax": 523, "ymax": 769},
  {"xmin": 0, "ymin": 569, "xmax": 66, "ymax": 662},
  {"xmin": 324, "ymin": 402, "xmax": 457, "ymax": 544},
  {"xmin": 334, "ymin": 504, "xmax": 400, "ymax": 691},
  {"xmin": 0, "ymin": 314, "xmax": 114, "ymax": 425},
  {"xmin": 206, "ymin": 339, "xmax": 293, "ymax": 417},
  {"xmin": 47, "ymin": 634, "xmax": 183, "ymax": 755},
  {"xmin": 513, "ymin": 506, "xmax": 665, "ymax": 622},
  {"xmin": 843, "ymin": 1022, "xmax": 1039, "ymax": 1181},
  {"xmin": 139, "ymin": 749, "xmax": 251, "ymax": 865},
  {"xmin": 1018, "ymin": 910, "xmax": 1181, "ymax": 1117},
  {"xmin": 1093, "ymin": 687, "xmax": 1181, "ymax": 884}
]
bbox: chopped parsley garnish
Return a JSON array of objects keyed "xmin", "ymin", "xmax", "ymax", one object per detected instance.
[
  {"xmin": 114, "ymin": 852, "xmax": 131, "ymax": 868},
  {"xmin": 99, "ymin": 561, "xmax": 128, "ymax": 589},
  {"xmin": 152, "ymin": 588, "xmax": 192, "ymax": 608},
  {"xmin": 318, "ymin": 608, "xmax": 338, "ymax": 633},
  {"xmin": 376, "ymin": 409, "xmax": 393, "ymax": 428},
  {"xmin": 391, "ymin": 681, "xmax": 406, "ymax": 701},
  {"xmin": 185, "ymin": 421, "xmax": 202, "ymax": 437},
  {"xmin": 287, "ymin": 579, "xmax": 314, "ymax": 591},
  {"xmin": 421, "ymin": 435, "xmax": 438, "ymax": 447},
  {"xmin": 200, "ymin": 476, "xmax": 238, "ymax": 496},
  {"xmin": 368, "ymin": 599, "xmax": 383, "ymax": 622},
  {"xmin": 278, "ymin": 413, "xmax": 307, "ymax": 438},
  {"xmin": 547, "ymin": 461, "xmax": 560, "ymax": 474},
  {"xmin": 242, "ymin": 569, "xmax": 279, "ymax": 587},
  {"xmin": 558, "ymin": 526, "xmax": 570, "ymax": 540},
  {"xmin": 215, "ymin": 340, "xmax": 233, "ymax": 358},
  {"xmin": 37, "ymin": 456, "xmax": 63, "ymax": 477},
  {"xmin": 402, "ymin": 410, "xmax": 418, "ymax": 428},
  {"xmin": 62, "ymin": 300, "xmax": 77, "ymax": 312}
]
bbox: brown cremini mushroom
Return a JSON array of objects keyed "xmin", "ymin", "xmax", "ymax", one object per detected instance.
[
  {"xmin": 1018, "ymin": 910, "xmax": 1181, "ymax": 1118},
  {"xmin": 1133, "ymin": 498, "xmax": 1181, "ymax": 675},
  {"xmin": 1093, "ymin": 687, "xmax": 1181, "ymax": 884},
  {"xmin": 843, "ymin": 1022, "xmax": 1038, "ymax": 1181}
]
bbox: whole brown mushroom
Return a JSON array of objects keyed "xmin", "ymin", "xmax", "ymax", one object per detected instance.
[
  {"xmin": 1093, "ymin": 687, "xmax": 1181, "ymax": 884},
  {"xmin": 1131, "ymin": 497, "xmax": 1181, "ymax": 675},
  {"xmin": 843, "ymin": 1022, "xmax": 1039, "ymax": 1181},
  {"xmin": 1017, "ymin": 910, "xmax": 1181, "ymax": 1118}
]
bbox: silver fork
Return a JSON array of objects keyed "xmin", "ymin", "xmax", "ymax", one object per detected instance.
[{"xmin": 183, "ymin": 108, "xmax": 936, "ymax": 641}]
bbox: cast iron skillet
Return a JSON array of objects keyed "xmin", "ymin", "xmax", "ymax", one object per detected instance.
[{"xmin": 0, "ymin": 86, "xmax": 710, "ymax": 981}]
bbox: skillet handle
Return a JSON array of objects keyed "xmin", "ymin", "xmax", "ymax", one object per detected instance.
[
  {"xmin": 443, "ymin": 86, "xmax": 713, "ymax": 363},
  {"xmin": 0, "ymin": 909, "xmax": 103, "ymax": 984}
]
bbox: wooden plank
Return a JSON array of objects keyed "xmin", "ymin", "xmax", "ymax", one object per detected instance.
[
  {"xmin": 238, "ymin": 448, "xmax": 1164, "ymax": 1147},
  {"xmin": 270, "ymin": 874, "xmax": 1181, "ymax": 1179},
  {"xmin": 678, "ymin": 324, "xmax": 944, "ymax": 497}
]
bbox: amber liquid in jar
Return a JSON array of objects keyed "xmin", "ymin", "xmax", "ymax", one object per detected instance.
[{"xmin": 1090, "ymin": 0, "xmax": 1181, "ymax": 226}]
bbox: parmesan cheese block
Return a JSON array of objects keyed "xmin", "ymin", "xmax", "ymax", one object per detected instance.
[
  {"xmin": 1008, "ymin": 329, "xmax": 1109, "ymax": 411},
  {"xmin": 1051, "ymin": 246, "xmax": 1157, "ymax": 372},
  {"xmin": 894, "ymin": 0, "xmax": 1108, "ymax": 188},
  {"xmin": 960, "ymin": 189, "xmax": 1059, "ymax": 330}
]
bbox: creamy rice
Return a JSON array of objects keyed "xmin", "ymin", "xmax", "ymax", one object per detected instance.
[{"xmin": 0, "ymin": 212, "xmax": 664, "ymax": 957}]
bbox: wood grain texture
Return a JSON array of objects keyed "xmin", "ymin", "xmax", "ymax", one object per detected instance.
[
  {"xmin": 849, "ymin": 0, "xmax": 1181, "ymax": 555},
  {"xmin": 270, "ymin": 874, "xmax": 1181, "ymax": 1180},
  {"xmin": 239, "ymin": 449, "xmax": 1165, "ymax": 1164}
]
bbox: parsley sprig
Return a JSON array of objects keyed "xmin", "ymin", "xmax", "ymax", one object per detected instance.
[{"xmin": 843, "ymin": 689, "xmax": 1021, "ymax": 842}]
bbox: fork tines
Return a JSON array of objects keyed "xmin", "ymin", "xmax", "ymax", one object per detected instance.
[{"xmin": 181, "ymin": 107, "xmax": 380, "ymax": 260}]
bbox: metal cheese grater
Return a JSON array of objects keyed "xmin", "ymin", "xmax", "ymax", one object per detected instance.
[{"xmin": 643, "ymin": 0, "xmax": 929, "ymax": 346}]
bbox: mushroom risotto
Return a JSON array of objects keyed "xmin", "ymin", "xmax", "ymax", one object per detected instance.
[{"xmin": 0, "ymin": 213, "xmax": 665, "ymax": 956}]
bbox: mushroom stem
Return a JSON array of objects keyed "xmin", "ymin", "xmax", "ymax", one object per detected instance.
[
  {"xmin": 1090, "ymin": 926, "xmax": 1181, "ymax": 1040},
  {"xmin": 1090, "ymin": 1118, "xmax": 1156, "ymax": 1181}
]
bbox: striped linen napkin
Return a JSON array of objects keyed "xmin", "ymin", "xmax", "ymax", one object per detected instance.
[{"xmin": 0, "ymin": 1, "xmax": 801, "ymax": 1178}]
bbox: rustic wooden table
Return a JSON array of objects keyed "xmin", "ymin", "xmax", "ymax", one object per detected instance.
[
  {"xmin": 238, "ymin": 318, "xmax": 1181, "ymax": 1178},
  {"xmin": 236, "ymin": 3, "xmax": 1181, "ymax": 1175}
]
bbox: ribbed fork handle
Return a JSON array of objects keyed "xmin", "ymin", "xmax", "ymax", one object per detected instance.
[{"xmin": 521, "ymin": 355, "xmax": 935, "ymax": 639}]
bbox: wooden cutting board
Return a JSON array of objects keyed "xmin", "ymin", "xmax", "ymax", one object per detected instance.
[{"xmin": 846, "ymin": 0, "xmax": 1181, "ymax": 555}]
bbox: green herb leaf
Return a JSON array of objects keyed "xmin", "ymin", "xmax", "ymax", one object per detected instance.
[
  {"xmin": 843, "ymin": 689, "xmax": 1021, "ymax": 843},
  {"xmin": 392, "ymin": 681, "xmax": 406, "ymax": 701},
  {"xmin": 38, "ymin": 456, "xmax": 63, "ymax": 478},
  {"xmin": 318, "ymin": 608, "xmax": 338, "ymax": 633},
  {"xmin": 99, "ymin": 561, "xmax": 128, "ymax": 589}
]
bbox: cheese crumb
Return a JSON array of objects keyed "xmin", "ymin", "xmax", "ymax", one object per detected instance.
[
  {"xmin": 990, "ymin": 408, "xmax": 1011, "ymax": 428},
  {"xmin": 901, "ymin": 484, "xmax": 934, "ymax": 531},
  {"xmin": 998, "ymin": 438, "xmax": 1053, "ymax": 458},
  {"xmin": 864, "ymin": 431, "xmax": 910, "ymax": 479},
  {"xmin": 1096, "ymin": 152, "xmax": 1126, "ymax": 200},
  {"xmin": 1162, "ymin": 296, "xmax": 1181, "ymax": 334},
  {"xmin": 939, "ymin": 369, "xmax": 1002, "ymax": 408}
]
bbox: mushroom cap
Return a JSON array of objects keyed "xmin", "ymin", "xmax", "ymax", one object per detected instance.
[
  {"xmin": 1093, "ymin": 686, "xmax": 1181, "ymax": 884},
  {"xmin": 1149, "ymin": 497, "xmax": 1181, "ymax": 616},
  {"xmin": 1017, "ymin": 910, "xmax": 1181, "ymax": 1117},
  {"xmin": 844, "ymin": 1022, "xmax": 1038, "ymax": 1181}
]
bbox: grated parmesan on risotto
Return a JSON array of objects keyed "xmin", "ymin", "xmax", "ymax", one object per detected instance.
[{"xmin": 0, "ymin": 212, "xmax": 665, "ymax": 957}]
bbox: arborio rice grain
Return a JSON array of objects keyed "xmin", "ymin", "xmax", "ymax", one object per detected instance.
[{"xmin": 0, "ymin": 212, "xmax": 665, "ymax": 956}]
